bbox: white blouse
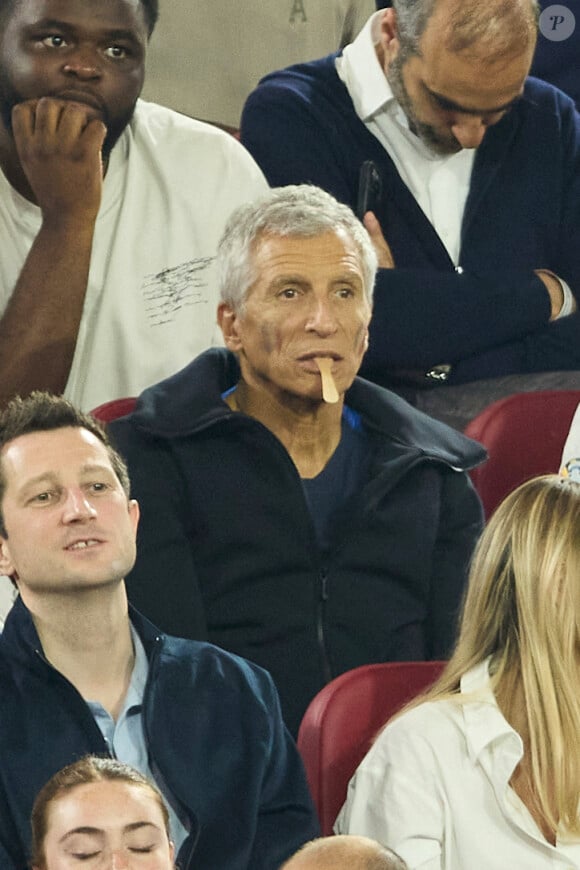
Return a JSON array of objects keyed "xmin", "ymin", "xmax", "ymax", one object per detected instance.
[{"xmin": 336, "ymin": 660, "xmax": 580, "ymax": 870}]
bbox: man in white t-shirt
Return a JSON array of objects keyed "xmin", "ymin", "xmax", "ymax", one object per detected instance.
[
  {"xmin": 142, "ymin": 0, "xmax": 377, "ymax": 130},
  {"xmin": 0, "ymin": 0, "xmax": 267, "ymax": 410}
]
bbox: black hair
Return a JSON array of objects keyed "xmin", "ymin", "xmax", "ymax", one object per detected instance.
[
  {"xmin": 140, "ymin": 0, "xmax": 159, "ymax": 37},
  {"xmin": 0, "ymin": 0, "xmax": 159, "ymax": 37}
]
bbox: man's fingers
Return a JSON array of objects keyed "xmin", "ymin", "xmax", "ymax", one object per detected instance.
[
  {"xmin": 10, "ymin": 97, "xmax": 106, "ymax": 216},
  {"xmin": 11, "ymin": 101, "xmax": 37, "ymax": 140},
  {"xmin": 15, "ymin": 97, "xmax": 107, "ymax": 142},
  {"xmin": 81, "ymin": 117, "xmax": 108, "ymax": 154},
  {"xmin": 363, "ymin": 210, "xmax": 395, "ymax": 269},
  {"xmin": 29, "ymin": 97, "xmax": 66, "ymax": 137},
  {"xmin": 363, "ymin": 210, "xmax": 381, "ymax": 234},
  {"xmin": 13, "ymin": 98, "xmax": 107, "ymax": 165},
  {"xmin": 19, "ymin": 97, "xmax": 82, "ymax": 137},
  {"xmin": 40, "ymin": 98, "xmax": 103, "ymax": 139}
]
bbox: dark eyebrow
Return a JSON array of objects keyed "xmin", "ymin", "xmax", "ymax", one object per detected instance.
[
  {"xmin": 18, "ymin": 462, "xmax": 115, "ymax": 499},
  {"xmin": 100, "ymin": 28, "xmax": 146, "ymax": 46},
  {"xmin": 270, "ymin": 275, "xmax": 310, "ymax": 289},
  {"xmin": 425, "ymin": 85, "xmax": 522, "ymax": 116},
  {"xmin": 123, "ymin": 822, "xmax": 161, "ymax": 834},
  {"xmin": 24, "ymin": 17, "xmax": 67, "ymax": 28},
  {"xmin": 60, "ymin": 826, "xmax": 104, "ymax": 843},
  {"xmin": 60, "ymin": 821, "xmax": 159, "ymax": 843},
  {"xmin": 22, "ymin": 463, "xmax": 112, "ymax": 485},
  {"xmin": 23, "ymin": 18, "xmax": 78, "ymax": 34},
  {"xmin": 23, "ymin": 19, "xmax": 144, "ymax": 45},
  {"xmin": 18, "ymin": 472, "xmax": 58, "ymax": 496},
  {"xmin": 79, "ymin": 462, "xmax": 117, "ymax": 476}
]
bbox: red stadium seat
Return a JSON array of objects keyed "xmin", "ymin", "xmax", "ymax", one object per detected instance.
[
  {"xmin": 297, "ymin": 661, "xmax": 445, "ymax": 835},
  {"xmin": 464, "ymin": 390, "xmax": 580, "ymax": 519},
  {"xmin": 91, "ymin": 397, "xmax": 137, "ymax": 423}
]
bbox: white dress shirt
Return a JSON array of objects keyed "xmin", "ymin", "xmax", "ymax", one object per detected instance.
[
  {"xmin": 87, "ymin": 627, "xmax": 189, "ymax": 853},
  {"xmin": 336, "ymin": 659, "xmax": 580, "ymax": 869},
  {"xmin": 335, "ymin": 12, "xmax": 475, "ymax": 266}
]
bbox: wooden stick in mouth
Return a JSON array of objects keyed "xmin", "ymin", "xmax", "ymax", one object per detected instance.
[{"xmin": 315, "ymin": 357, "xmax": 339, "ymax": 404}]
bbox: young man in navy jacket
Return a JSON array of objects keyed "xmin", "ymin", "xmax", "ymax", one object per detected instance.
[{"xmin": 0, "ymin": 392, "xmax": 318, "ymax": 870}]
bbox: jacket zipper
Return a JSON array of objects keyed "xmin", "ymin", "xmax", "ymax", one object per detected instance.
[{"xmin": 317, "ymin": 568, "xmax": 333, "ymax": 684}]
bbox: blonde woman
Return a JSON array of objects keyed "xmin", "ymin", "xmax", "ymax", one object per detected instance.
[{"xmin": 337, "ymin": 474, "xmax": 580, "ymax": 869}]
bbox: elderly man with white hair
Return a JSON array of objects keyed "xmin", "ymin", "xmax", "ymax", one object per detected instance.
[{"xmin": 109, "ymin": 184, "xmax": 485, "ymax": 735}]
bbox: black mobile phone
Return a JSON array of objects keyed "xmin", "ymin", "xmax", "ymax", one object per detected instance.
[{"xmin": 356, "ymin": 160, "xmax": 383, "ymax": 221}]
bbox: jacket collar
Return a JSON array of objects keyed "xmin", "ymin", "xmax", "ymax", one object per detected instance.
[
  {"xmin": 126, "ymin": 347, "xmax": 486, "ymax": 471},
  {"xmin": 0, "ymin": 595, "xmax": 42, "ymax": 664},
  {"xmin": 0, "ymin": 594, "xmax": 163, "ymax": 665}
]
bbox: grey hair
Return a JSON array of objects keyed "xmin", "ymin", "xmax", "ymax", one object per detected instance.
[
  {"xmin": 392, "ymin": 0, "xmax": 539, "ymax": 59},
  {"xmin": 391, "ymin": 0, "xmax": 438, "ymax": 58},
  {"xmin": 217, "ymin": 185, "xmax": 378, "ymax": 313}
]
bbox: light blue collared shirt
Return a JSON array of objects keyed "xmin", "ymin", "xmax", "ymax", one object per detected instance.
[{"xmin": 87, "ymin": 625, "xmax": 189, "ymax": 853}]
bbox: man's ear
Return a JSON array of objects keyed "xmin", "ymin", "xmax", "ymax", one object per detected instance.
[
  {"xmin": 217, "ymin": 302, "xmax": 243, "ymax": 353},
  {"xmin": 377, "ymin": 7, "xmax": 400, "ymax": 67},
  {"xmin": 0, "ymin": 536, "xmax": 15, "ymax": 580},
  {"xmin": 128, "ymin": 498, "xmax": 140, "ymax": 536}
]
